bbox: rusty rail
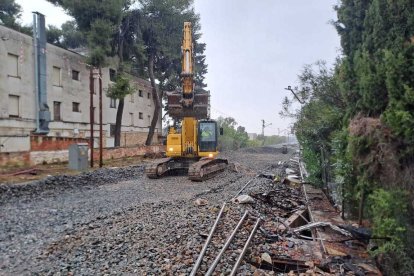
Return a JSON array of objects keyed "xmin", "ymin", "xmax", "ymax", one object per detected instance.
[
  {"xmin": 229, "ymin": 217, "xmax": 261, "ymax": 276},
  {"xmin": 189, "ymin": 203, "xmax": 226, "ymax": 276},
  {"xmin": 205, "ymin": 211, "xmax": 249, "ymax": 276}
]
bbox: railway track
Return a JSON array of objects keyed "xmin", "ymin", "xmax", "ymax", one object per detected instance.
[
  {"xmin": 189, "ymin": 165, "xmax": 280, "ymax": 275},
  {"xmin": 188, "ymin": 156, "xmax": 308, "ymax": 275},
  {"xmin": 190, "ymin": 203, "xmax": 261, "ymax": 275}
]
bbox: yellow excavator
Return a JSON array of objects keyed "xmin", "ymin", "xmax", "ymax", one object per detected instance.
[{"xmin": 145, "ymin": 22, "xmax": 228, "ymax": 181}]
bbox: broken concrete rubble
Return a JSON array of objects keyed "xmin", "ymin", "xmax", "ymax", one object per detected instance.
[
  {"xmin": 234, "ymin": 151, "xmax": 381, "ymax": 275},
  {"xmin": 233, "ymin": 194, "xmax": 255, "ymax": 204}
]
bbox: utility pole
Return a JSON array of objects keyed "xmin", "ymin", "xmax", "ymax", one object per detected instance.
[
  {"xmin": 99, "ymin": 68, "xmax": 103, "ymax": 168},
  {"xmin": 261, "ymin": 120, "xmax": 272, "ymax": 146},
  {"xmin": 284, "ymin": 85, "xmax": 304, "ymax": 104},
  {"xmin": 261, "ymin": 120, "xmax": 272, "ymax": 137},
  {"xmin": 89, "ymin": 68, "xmax": 94, "ymax": 168}
]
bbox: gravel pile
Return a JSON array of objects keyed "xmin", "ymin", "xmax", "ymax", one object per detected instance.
[
  {"xmin": 0, "ymin": 147, "xmax": 297, "ymax": 275},
  {"xmin": 0, "ymin": 166, "xmax": 144, "ymax": 203},
  {"xmin": 238, "ymin": 146, "xmax": 287, "ymax": 155}
]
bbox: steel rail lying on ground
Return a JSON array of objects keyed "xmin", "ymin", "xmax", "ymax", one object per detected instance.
[
  {"xmin": 189, "ymin": 203, "xmax": 226, "ymax": 276},
  {"xmin": 230, "ymin": 217, "xmax": 261, "ymax": 276},
  {"xmin": 233, "ymin": 164, "xmax": 274, "ymax": 199},
  {"xmin": 234, "ymin": 178, "xmax": 256, "ymax": 198},
  {"xmin": 205, "ymin": 211, "xmax": 249, "ymax": 276}
]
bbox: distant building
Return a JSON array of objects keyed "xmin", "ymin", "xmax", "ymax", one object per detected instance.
[
  {"xmin": 248, "ymin": 133, "xmax": 257, "ymax": 140},
  {"xmin": 0, "ymin": 24, "xmax": 161, "ymax": 157}
]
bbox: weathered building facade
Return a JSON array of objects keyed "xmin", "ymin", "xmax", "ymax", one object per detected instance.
[{"xmin": 0, "ymin": 24, "xmax": 161, "ymax": 162}]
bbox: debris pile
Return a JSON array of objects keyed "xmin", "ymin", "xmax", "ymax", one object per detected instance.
[{"xmin": 189, "ymin": 152, "xmax": 380, "ymax": 275}]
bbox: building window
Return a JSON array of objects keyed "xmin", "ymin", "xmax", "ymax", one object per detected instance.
[
  {"xmin": 139, "ymin": 112, "xmax": 143, "ymax": 119},
  {"xmin": 147, "ymin": 92, "xmax": 151, "ymax": 99},
  {"xmin": 147, "ymin": 115, "xmax": 151, "ymax": 125},
  {"xmin": 110, "ymin": 124, "xmax": 116, "ymax": 137},
  {"xmin": 52, "ymin": 66, "xmax": 62, "ymax": 86},
  {"xmin": 139, "ymin": 90, "xmax": 143, "ymax": 97},
  {"xmin": 110, "ymin": 98, "xmax": 116, "ymax": 108},
  {"xmin": 109, "ymin": 69, "xmax": 116, "ymax": 82},
  {"xmin": 130, "ymin": 92, "xmax": 134, "ymax": 103},
  {"xmin": 8, "ymin": 95, "xmax": 19, "ymax": 117},
  {"xmin": 130, "ymin": 113, "xmax": 134, "ymax": 126},
  {"xmin": 72, "ymin": 70, "xmax": 80, "ymax": 81},
  {"xmin": 53, "ymin": 101, "xmax": 61, "ymax": 121},
  {"xmin": 72, "ymin": 102, "xmax": 80, "ymax": 112},
  {"xmin": 7, "ymin": 53, "xmax": 19, "ymax": 77}
]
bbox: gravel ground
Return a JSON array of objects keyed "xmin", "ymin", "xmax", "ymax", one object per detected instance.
[{"xmin": 0, "ymin": 146, "xmax": 296, "ymax": 275}]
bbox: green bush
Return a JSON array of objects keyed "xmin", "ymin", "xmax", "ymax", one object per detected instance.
[{"xmin": 368, "ymin": 188, "xmax": 414, "ymax": 275}]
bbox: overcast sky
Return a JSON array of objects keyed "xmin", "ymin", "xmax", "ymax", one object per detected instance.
[{"xmin": 16, "ymin": 0, "xmax": 341, "ymax": 135}]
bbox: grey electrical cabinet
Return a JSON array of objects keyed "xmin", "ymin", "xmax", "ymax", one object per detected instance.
[{"xmin": 68, "ymin": 143, "xmax": 89, "ymax": 170}]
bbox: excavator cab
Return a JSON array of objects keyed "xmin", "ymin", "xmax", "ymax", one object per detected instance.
[{"xmin": 198, "ymin": 120, "xmax": 218, "ymax": 153}]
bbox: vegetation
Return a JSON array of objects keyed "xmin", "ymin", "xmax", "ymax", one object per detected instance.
[
  {"xmin": 0, "ymin": 0, "xmax": 22, "ymax": 29},
  {"xmin": 216, "ymin": 117, "xmax": 285, "ymax": 151},
  {"xmin": 282, "ymin": 1, "xmax": 414, "ymax": 274},
  {"xmin": 216, "ymin": 117, "xmax": 249, "ymax": 151},
  {"xmin": 0, "ymin": 0, "xmax": 31, "ymax": 34},
  {"xmin": 138, "ymin": 0, "xmax": 204, "ymax": 145}
]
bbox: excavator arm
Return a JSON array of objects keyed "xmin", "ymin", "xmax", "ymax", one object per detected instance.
[
  {"xmin": 166, "ymin": 23, "xmax": 209, "ymax": 119},
  {"xmin": 181, "ymin": 22, "xmax": 195, "ymax": 107}
]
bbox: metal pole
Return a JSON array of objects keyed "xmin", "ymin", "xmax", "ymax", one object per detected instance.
[
  {"xmin": 32, "ymin": 13, "xmax": 40, "ymax": 133},
  {"xmin": 229, "ymin": 218, "xmax": 261, "ymax": 276},
  {"xmin": 206, "ymin": 211, "xmax": 249, "ymax": 276},
  {"xmin": 234, "ymin": 178, "xmax": 255, "ymax": 198},
  {"xmin": 261, "ymin": 120, "xmax": 265, "ymax": 137},
  {"xmin": 89, "ymin": 68, "xmax": 94, "ymax": 168},
  {"xmin": 99, "ymin": 68, "xmax": 103, "ymax": 168},
  {"xmin": 190, "ymin": 203, "xmax": 226, "ymax": 276}
]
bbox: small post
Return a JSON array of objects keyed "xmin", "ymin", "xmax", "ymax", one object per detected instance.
[
  {"xmin": 89, "ymin": 68, "xmax": 94, "ymax": 168},
  {"xmin": 99, "ymin": 68, "xmax": 103, "ymax": 168}
]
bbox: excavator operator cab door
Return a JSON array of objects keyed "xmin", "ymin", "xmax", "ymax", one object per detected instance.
[{"xmin": 198, "ymin": 121, "xmax": 218, "ymax": 153}]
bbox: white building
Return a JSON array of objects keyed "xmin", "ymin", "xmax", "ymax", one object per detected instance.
[
  {"xmin": 248, "ymin": 133, "xmax": 258, "ymax": 140},
  {"xmin": 0, "ymin": 24, "xmax": 161, "ymax": 155}
]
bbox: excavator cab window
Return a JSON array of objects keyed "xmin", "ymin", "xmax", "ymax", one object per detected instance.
[{"xmin": 199, "ymin": 121, "xmax": 217, "ymax": 152}]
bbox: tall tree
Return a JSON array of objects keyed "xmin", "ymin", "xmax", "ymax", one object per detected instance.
[
  {"xmin": 139, "ymin": 0, "xmax": 205, "ymax": 145},
  {"xmin": 47, "ymin": 0, "xmax": 136, "ymax": 147},
  {"xmin": 289, "ymin": 1, "xmax": 414, "ymax": 274},
  {"xmin": 0, "ymin": 0, "xmax": 32, "ymax": 34},
  {"xmin": 60, "ymin": 20, "xmax": 86, "ymax": 49},
  {"xmin": 46, "ymin": 25, "xmax": 62, "ymax": 46},
  {"xmin": 0, "ymin": 0, "xmax": 21, "ymax": 28}
]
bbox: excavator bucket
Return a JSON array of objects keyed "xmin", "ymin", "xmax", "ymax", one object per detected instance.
[{"xmin": 167, "ymin": 91, "xmax": 210, "ymax": 119}]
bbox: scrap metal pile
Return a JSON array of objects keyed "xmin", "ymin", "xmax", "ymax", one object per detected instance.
[{"xmin": 188, "ymin": 152, "xmax": 381, "ymax": 275}]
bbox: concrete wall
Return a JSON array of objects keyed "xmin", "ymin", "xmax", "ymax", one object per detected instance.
[
  {"xmin": 0, "ymin": 25, "xmax": 162, "ymax": 153},
  {"xmin": 0, "ymin": 145, "xmax": 166, "ymax": 166},
  {"xmin": 30, "ymin": 150, "xmax": 69, "ymax": 165},
  {"xmin": 0, "ymin": 135, "xmax": 30, "ymax": 152},
  {"xmin": 92, "ymin": 145, "xmax": 165, "ymax": 161},
  {"xmin": 0, "ymin": 151, "xmax": 30, "ymax": 167}
]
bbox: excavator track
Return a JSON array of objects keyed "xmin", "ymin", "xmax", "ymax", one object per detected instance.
[
  {"xmin": 145, "ymin": 157, "xmax": 198, "ymax": 179},
  {"xmin": 188, "ymin": 158, "xmax": 228, "ymax": 181},
  {"xmin": 145, "ymin": 158, "xmax": 173, "ymax": 179}
]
